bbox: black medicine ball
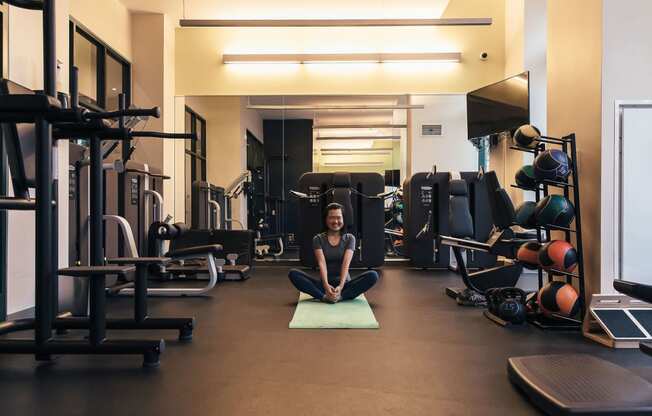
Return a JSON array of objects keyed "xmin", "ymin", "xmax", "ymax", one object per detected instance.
[
  {"xmin": 513, "ymin": 124, "xmax": 541, "ymax": 149},
  {"xmin": 533, "ymin": 149, "xmax": 571, "ymax": 182},
  {"xmin": 515, "ymin": 165, "xmax": 537, "ymax": 189}
]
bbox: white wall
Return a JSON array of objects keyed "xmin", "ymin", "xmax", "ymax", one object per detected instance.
[
  {"xmin": 600, "ymin": 0, "xmax": 652, "ymax": 292},
  {"xmin": 409, "ymin": 95, "xmax": 477, "ymax": 174},
  {"xmin": 5, "ymin": 3, "xmax": 71, "ymax": 314}
]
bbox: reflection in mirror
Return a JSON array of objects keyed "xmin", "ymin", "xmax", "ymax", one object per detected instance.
[{"xmin": 174, "ymin": 94, "xmax": 482, "ymax": 261}]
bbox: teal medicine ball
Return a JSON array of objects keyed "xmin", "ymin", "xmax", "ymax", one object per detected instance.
[
  {"xmin": 534, "ymin": 195, "xmax": 575, "ymax": 227},
  {"xmin": 514, "ymin": 201, "xmax": 537, "ymax": 229}
]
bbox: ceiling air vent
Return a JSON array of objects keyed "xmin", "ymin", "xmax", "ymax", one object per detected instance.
[{"xmin": 421, "ymin": 124, "xmax": 443, "ymax": 137}]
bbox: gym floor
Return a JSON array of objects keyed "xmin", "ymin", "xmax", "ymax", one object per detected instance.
[{"xmin": 1, "ymin": 266, "xmax": 650, "ymax": 416}]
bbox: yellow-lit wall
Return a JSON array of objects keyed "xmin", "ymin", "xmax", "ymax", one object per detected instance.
[
  {"xmin": 69, "ymin": 0, "xmax": 132, "ymax": 60},
  {"xmin": 175, "ymin": 0, "xmax": 506, "ymax": 96},
  {"xmin": 547, "ymin": 0, "xmax": 602, "ymax": 295},
  {"xmin": 184, "ymin": 96, "xmax": 248, "ymax": 227}
]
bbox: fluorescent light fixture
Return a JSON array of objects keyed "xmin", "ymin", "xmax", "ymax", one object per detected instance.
[
  {"xmin": 247, "ymin": 104, "xmax": 424, "ymax": 110},
  {"xmin": 224, "ymin": 52, "xmax": 461, "ymax": 64},
  {"xmin": 314, "ymin": 124, "xmax": 407, "ymax": 129},
  {"xmin": 316, "ymin": 135, "xmax": 401, "ymax": 141},
  {"xmin": 321, "ymin": 150, "xmax": 392, "ymax": 156},
  {"xmin": 323, "ymin": 162, "xmax": 385, "ymax": 167},
  {"xmin": 181, "ymin": 18, "xmax": 492, "ymax": 27},
  {"xmin": 319, "ymin": 147, "xmax": 394, "ymax": 152}
]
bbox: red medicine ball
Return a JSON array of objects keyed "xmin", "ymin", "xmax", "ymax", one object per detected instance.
[
  {"xmin": 538, "ymin": 240, "xmax": 578, "ymax": 273},
  {"xmin": 537, "ymin": 281, "xmax": 580, "ymax": 317},
  {"xmin": 517, "ymin": 242, "xmax": 542, "ymax": 270}
]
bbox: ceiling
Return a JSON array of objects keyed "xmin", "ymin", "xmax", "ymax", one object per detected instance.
[{"xmin": 119, "ymin": 0, "xmax": 451, "ymax": 22}]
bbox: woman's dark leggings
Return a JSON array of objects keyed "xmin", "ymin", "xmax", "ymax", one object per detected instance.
[{"xmin": 288, "ymin": 269, "xmax": 379, "ymax": 300}]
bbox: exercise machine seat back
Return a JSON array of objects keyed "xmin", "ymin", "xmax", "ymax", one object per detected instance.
[
  {"xmin": 484, "ymin": 171, "xmax": 515, "ymax": 229},
  {"xmin": 331, "ymin": 172, "xmax": 355, "ymax": 234},
  {"xmin": 461, "ymin": 172, "xmax": 498, "ymax": 268},
  {"xmin": 296, "ymin": 172, "xmax": 384, "ymax": 269},
  {"xmin": 403, "ymin": 172, "xmax": 450, "ymax": 268},
  {"xmin": 448, "ymin": 179, "xmax": 474, "ymax": 238}
]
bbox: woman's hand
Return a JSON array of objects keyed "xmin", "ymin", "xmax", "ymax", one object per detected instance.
[{"xmin": 323, "ymin": 282, "xmax": 338, "ymax": 300}]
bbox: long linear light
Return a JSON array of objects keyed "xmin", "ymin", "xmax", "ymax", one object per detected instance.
[
  {"xmin": 316, "ymin": 135, "xmax": 401, "ymax": 141},
  {"xmin": 319, "ymin": 147, "xmax": 394, "ymax": 152},
  {"xmin": 225, "ymin": 52, "xmax": 461, "ymax": 64},
  {"xmin": 323, "ymin": 162, "xmax": 385, "ymax": 167},
  {"xmin": 181, "ymin": 18, "xmax": 492, "ymax": 27},
  {"xmin": 322, "ymin": 151, "xmax": 391, "ymax": 156},
  {"xmin": 314, "ymin": 124, "xmax": 407, "ymax": 129},
  {"xmin": 247, "ymin": 105, "xmax": 424, "ymax": 111}
]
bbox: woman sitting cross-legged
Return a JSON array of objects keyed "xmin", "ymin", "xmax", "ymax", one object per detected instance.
[{"xmin": 288, "ymin": 202, "xmax": 379, "ymax": 303}]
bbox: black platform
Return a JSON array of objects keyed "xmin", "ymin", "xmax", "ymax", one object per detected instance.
[{"xmin": 508, "ymin": 354, "xmax": 652, "ymax": 415}]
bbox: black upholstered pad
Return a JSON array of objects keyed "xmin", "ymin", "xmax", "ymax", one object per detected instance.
[
  {"xmin": 107, "ymin": 257, "xmax": 172, "ymax": 265},
  {"xmin": 58, "ymin": 265, "xmax": 135, "ymax": 277},
  {"xmin": 508, "ymin": 354, "xmax": 652, "ymax": 415},
  {"xmin": 449, "ymin": 180, "xmax": 474, "ymax": 238},
  {"xmin": 166, "ymin": 244, "xmax": 223, "ymax": 258}
]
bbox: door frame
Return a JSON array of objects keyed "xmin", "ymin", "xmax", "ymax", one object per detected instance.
[
  {"xmin": 610, "ymin": 101, "xmax": 652, "ymax": 291},
  {"xmin": 0, "ymin": 3, "xmax": 8, "ymax": 320}
]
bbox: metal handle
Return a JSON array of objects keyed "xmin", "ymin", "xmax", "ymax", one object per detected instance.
[{"xmin": 208, "ymin": 199, "xmax": 221, "ymax": 229}]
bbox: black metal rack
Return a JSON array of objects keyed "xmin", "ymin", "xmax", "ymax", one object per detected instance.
[{"xmin": 511, "ymin": 133, "xmax": 586, "ymax": 330}]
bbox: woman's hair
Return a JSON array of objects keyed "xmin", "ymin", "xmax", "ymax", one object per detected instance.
[{"xmin": 323, "ymin": 202, "xmax": 345, "ymax": 234}]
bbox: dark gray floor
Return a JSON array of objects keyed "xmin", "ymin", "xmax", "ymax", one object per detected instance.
[{"xmin": 1, "ymin": 266, "xmax": 651, "ymax": 416}]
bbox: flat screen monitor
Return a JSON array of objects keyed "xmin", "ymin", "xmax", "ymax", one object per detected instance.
[{"xmin": 467, "ymin": 71, "xmax": 529, "ymax": 139}]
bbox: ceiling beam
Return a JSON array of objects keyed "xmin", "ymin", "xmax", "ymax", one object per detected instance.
[
  {"xmin": 316, "ymin": 135, "xmax": 401, "ymax": 141},
  {"xmin": 180, "ymin": 18, "xmax": 492, "ymax": 27},
  {"xmin": 247, "ymin": 105, "xmax": 423, "ymax": 111},
  {"xmin": 314, "ymin": 124, "xmax": 408, "ymax": 129}
]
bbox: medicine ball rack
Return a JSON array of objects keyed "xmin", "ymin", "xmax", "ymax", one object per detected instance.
[{"xmin": 509, "ymin": 133, "xmax": 586, "ymax": 330}]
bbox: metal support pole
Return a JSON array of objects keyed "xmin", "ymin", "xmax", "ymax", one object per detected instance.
[
  {"xmin": 89, "ymin": 136, "xmax": 106, "ymax": 343},
  {"xmin": 34, "ymin": 118, "xmax": 53, "ymax": 346}
]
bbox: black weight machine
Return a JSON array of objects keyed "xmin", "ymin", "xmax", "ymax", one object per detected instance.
[
  {"xmin": 0, "ymin": 0, "xmax": 199, "ymax": 367},
  {"xmin": 439, "ymin": 171, "xmax": 533, "ymax": 299}
]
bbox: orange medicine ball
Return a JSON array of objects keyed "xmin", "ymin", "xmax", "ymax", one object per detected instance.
[
  {"xmin": 538, "ymin": 240, "xmax": 578, "ymax": 273},
  {"xmin": 537, "ymin": 281, "xmax": 580, "ymax": 317}
]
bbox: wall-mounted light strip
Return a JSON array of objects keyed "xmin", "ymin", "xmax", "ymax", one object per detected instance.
[
  {"xmin": 181, "ymin": 18, "xmax": 492, "ymax": 27},
  {"xmin": 225, "ymin": 52, "xmax": 461, "ymax": 64},
  {"xmin": 316, "ymin": 135, "xmax": 401, "ymax": 141},
  {"xmin": 314, "ymin": 124, "xmax": 408, "ymax": 129},
  {"xmin": 248, "ymin": 104, "xmax": 423, "ymax": 111},
  {"xmin": 323, "ymin": 162, "xmax": 385, "ymax": 167}
]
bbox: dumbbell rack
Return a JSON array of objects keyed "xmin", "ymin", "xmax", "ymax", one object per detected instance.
[{"xmin": 509, "ymin": 133, "xmax": 586, "ymax": 330}]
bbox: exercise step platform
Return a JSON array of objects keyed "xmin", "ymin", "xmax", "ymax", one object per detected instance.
[{"xmin": 508, "ymin": 354, "xmax": 652, "ymax": 415}]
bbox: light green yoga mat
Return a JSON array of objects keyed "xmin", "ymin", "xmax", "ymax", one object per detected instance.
[{"xmin": 289, "ymin": 292, "xmax": 379, "ymax": 329}]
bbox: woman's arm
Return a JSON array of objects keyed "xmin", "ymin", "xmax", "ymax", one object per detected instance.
[
  {"xmin": 338, "ymin": 249, "xmax": 354, "ymax": 290},
  {"xmin": 314, "ymin": 248, "xmax": 331, "ymax": 289},
  {"xmin": 337, "ymin": 234, "xmax": 356, "ymax": 290}
]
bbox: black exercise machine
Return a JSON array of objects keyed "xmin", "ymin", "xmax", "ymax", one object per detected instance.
[
  {"xmin": 0, "ymin": 0, "xmax": 198, "ymax": 367},
  {"xmin": 292, "ymin": 172, "xmax": 387, "ymax": 269},
  {"xmin": 508, "ymin": 279, "xmax": 652, "ymax": 415},
  {"xmin": 440, "ymin": 171, "xmax": 531, "ymax": 298}
]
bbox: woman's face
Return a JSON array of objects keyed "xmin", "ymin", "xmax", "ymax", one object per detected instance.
[{"xmin": 326, "ymin": 208, "xmax": 344, "ymax": 232}]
